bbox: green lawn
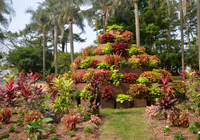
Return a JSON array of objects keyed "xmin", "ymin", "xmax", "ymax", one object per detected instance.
[{"xmin": 99, "ymin": 108, "xmax": 155, "ymax": 140}]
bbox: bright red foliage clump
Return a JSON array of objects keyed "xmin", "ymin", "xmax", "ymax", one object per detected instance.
[
  {"xmin": 89, "ymin": 60, "xmax": 101, "ymax": 68},
  {"xmin": 101, "ymin": 85, "xmax": 115, "ymax": 100},
  {"xmin": 104, "ymin": 55, "xmax": 122, "ymax": 68},
  {"xmin": 123, "ymin": 73, "xmax": 138, "ymax": 83},
  {"xmin": 112, "ymin": 43, "xmax": 129, "ymax": 57}
]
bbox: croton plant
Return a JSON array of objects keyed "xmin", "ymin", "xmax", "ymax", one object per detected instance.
[
  {"xmin": 71, "ymin": 70, "xmax": 87, "ymax": 83},
  {"xmin": 140, "ymin": 71, "xmax": 160, "ymax": 83},
  {"xmin": 127, "ymin": 84, "xmax": 150, "ymax": 99},
  {"xmin": 104, "ymin": 55, "xmax": 122, "ymax": 68},
  {"xmin": 70, "ymin": 56, "xmax": 82, "ymax": 72}
]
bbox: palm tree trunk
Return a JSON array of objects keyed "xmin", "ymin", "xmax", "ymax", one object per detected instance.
[
  {"xmin": 103, "ymin": 14, "xmax": 106, "ymax": 34},
  {"xmin": 197, "ymin": 0, "xmax": 200, "ymax": 70},
  {"xmin": 54, "ymin": 25, "xmax": 58, "ymax": 74},
  {"xmin": 96, "ymin": 20, "xmax": 98, "ymax": 36},
  {"xmin": 43, "ymin": 29, "xmax": 46, "ymax": 77},
  {"xmin": 180, "ymin": 0, "xmax": 184, "ymax": 70},
  {"xmin": 134, "ymin": 0, "xmax": 140, "ymax": 46},
  {"xmin": 69, "ymin": 19, "xmax": 74, "ymax": 62},
  {"xmin": 62, "ymin": 42, "xmax": 65, "ymax": 52}
]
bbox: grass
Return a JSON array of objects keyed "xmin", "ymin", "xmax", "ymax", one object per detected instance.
[{"xmin": 99, "ymin": 108, "xmax": 155, "ymax": 140}]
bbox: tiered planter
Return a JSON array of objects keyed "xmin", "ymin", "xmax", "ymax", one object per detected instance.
[
  {"xmin": 133, "ymin": 99, "xmax": 147, "ymax": 107},
  {"xmin": 80, "ymin": 99, "xmax": 91, "ymax": 106},
  {"xmin": 74, "ymin": 83, "xmax": 87, "ymax": 90},
  {"xmin": 101, "ymin": 99, "xmax": 115, "ymax": 109},
  {"xmin": 100, "ymin": 83, "xmax": 131, "ymax": 99},
  {"xmin": 116, "ymin": 101, "xmax": 131, "ymax": 108}
]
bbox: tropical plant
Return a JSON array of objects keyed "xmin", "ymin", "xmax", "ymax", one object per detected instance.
[
  {"xmin": 24, "ymin": 110, "xmax": 43, "ymax": 123},
  {"xmin": 0, "ymin": 108, "xmax": 12, "ymax": 124},
  {"xmin": 111, "ymin": 43, "xmax": 129, "ymax": 57},
  {"xmin": 61, "ymin": 114, "xmax": 79, "ymax": 131},
  {"xmin": 89, "ymin": 115, "xmax": 101, "ymax": 125},
  {"xmin": 136, "ymin": 54, "xmax": 150, "ymax": 67},
  {"xmin": 71, "ymin": 70, "xmax": 87, "ymax": 83},
  {"xmin": 7, "ymin": 123, "xmax": 15, "ymax": 133},
  {"xmin": 101, "ymin": 85, "xmax": 115, "ymax": 100},
  {"xmin": 121, "ymin": 30, "xmax": 133, "ymax": 43},
  {"xmin": 128, "ymin": 84, "xmax": 150, "ymax": 99},
  {"xmin": 94, "ymin": 47, "xmax": 102, "ymax": 55},
  {"xmin": 136, "ymin": 77, "xmax": 150, "ymax": 84},
  {"xmin": 172, "ymin": 81, "xmax": 187, "ymax": 97},
  {"xmin": 84, "ymin": 125, "xmax": 91, "ymax": 133},
  {"xmin": 70, "ymin": 56, "xmax": 83, "ymax": 72},
  {"xmin": 80, "ymin": 85, "xmax": 92, "ymax": 100},
  {"xmin": 128, "ymin": 44, "xmax": 145, "ymax": 56},
  {"xmin": 48, "ymin": 133, "xmax": 58, "ymax": 140},
  {"xmin": 0, "ymin": 131, "xmax": 9, "ymax": 139},
  {"xmin": 94, "ymin": 70, "xmax": 112, "ymax": 85},
  {"xmin": 116, "ymin": 94, "xmax": 131, "ymax": 103},
  {"xmin": 173, "ymin": 130, "xmax": 185, "ymax": 140},
  {"xmin": 68, "ymin": 131, "xmax": 76, "ymax": 137},
  {"xmin": 140, "ymin": 71, "xmax": 160, "ymax": 83},
  {"xmin": 150, "ymin": 83, "xmax": 163, "ymax": 99},
  {"xmin": 89, "ymin": 60, "xmax": 101, "ymax": 68},
  {"xmin": 104, "ymin": 55, "xmax": 122, "ymax": 68},
  {"xmin": 82, "ymin": 47, "xmax": 95, "ymax": 57},
  {"xmin": 101, "ymin": 42, "xmax": 113, "ymax": 55},
  {"xmin": 106, "ymin": 24, "xmax": 123, "ymax": 33},
  {"xmin": 110, "ymin": 66, "xmax": 124, "ymax": 86},
  {"xmin": 100, "ymin": 34, "xmax": 114, "ymax": 43},
  {"xmin": 80, "ymin": 57, "xmax": 95, "ymax": 69},
  {"xmin": 83, "ymin": 69, "xmax": 95, "ymax": 82},
  {"xmin": 122, "ymin": 73, "xmax": 138, "ymax": 83},
  {"xmin": 119, "ymin": 60, "xmax": 131, "ymax": 68},
  {"xmin": 24, "ymin": 118, "xmax": 53, "ymax": 140},
  {"xmin": 96, "ymin": 62, "xmax": 110, "ymax": 68},
  {"xmin": 128, "ymin": 55, "xmax": 141, "ymax": 68}
]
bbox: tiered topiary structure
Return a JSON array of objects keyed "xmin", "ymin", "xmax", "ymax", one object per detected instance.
[{"xmin": 70, "ymin": 29, "xmax": 183, "ymax": 109}]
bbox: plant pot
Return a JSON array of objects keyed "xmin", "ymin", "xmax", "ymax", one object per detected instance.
[
  {"xmin": 92, "ymin": 55, "xmax": 107, "ymax": 62},
  {"xmin": 98, "ymin": 43, "xmax": 108, "ymax": 49},
  {"xmin": 74, "ymin": 83, "xmax": 87, "ymax": 90},
  {"xmin": 101, "ymin": 99, "xmax": 115, "ymax": 109},
  {"xmin": 150, "ymin": 98, "xmax": 156, "ymax": 105},
  {"xmin": 133, "ymin": 99, "xmax": 147, "ymax": 107},
  {"xmin": 116, "ymin": 100, "xmax": 130, "ymax": 109},
  {"xmin": 80, "ymin": 99, "xmax": 91, "ymax": 107},
  {"xmin": 108, "ymin": 30, "xmax": 122, "ymax": 35},
  {"xmin": 142, "ymin": 67, "xmax": 153, "ymax": 72}
]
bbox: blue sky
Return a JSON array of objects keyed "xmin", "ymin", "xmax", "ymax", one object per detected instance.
[{"xmin": 8, "ymin": 0, "xmax": 96, "ymax": 53}]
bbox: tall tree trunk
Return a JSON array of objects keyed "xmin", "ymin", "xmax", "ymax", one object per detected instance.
[
  {"xmin": 197, "ymin": 0, "xmax": 200, "ymax": 70},
  {"xmin": 54, "ymin": 25, "xmax": 58, "ymax": 74},
  {"xmin": 43, "ymin": 29, "xmax": 46, "ymax": 77},
  {"xmin": 96, "ymin": 20, "xmax": 98, "ymax": 36},
  {"xmin": 62, "ymin": 42, "xmax": 65, "ymax": 52},
  {"xmin": 69, "ymin": 17, "xmax": 74, "ymax": 62},
  {"xmin": 134, "ymin": 0, "xmax": 140, "ymax": 46},
  {"xmin": 180, "ymin": 0, "xmax": 184, "ymax": 70},
  {"xmin": 102, "ymin": 13, "xmax": 106, "ymax": 34}
]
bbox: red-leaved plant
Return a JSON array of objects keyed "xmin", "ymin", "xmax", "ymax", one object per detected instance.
[
  {"xmin": 136, "ymin": 54, "xmax": 150, "ymax": 67},
  {"xmin": 112, "ymin": 43, "xmax": 129, "ymax": 57},
  {"xmin": 121, "ymin": 30, "xmax": 133, "ymax": 43},
  {"xmin": 94, "ymin": 47, "xmax": 103, "ymax": 55},
  {"xmin": 70, "ymin": 56, "xmax": 83, "ymax": 72},
  {"xmin": 94, "ymin": 70, "xmax": 112, "ymax": 85},
  {"xmin": 101, "ymin": 85, "xmax": 115, "ymax": 100},
  {"xmin": 128, "ymin": 84, "xmax": 150, "ymax": 99},
  {"xmin": 71, "ymin": 70, "xmax": 87, "ymax": 83},
  {"xmin": 61, "ymin": 114, "xmax": 78, "ymax": 131},
  {"xmin": 24, "ymin": 110, "xmax": 43, "ymax": 123},
  {"xmin": 104, "ymin": 55, "xmax": 122, "ymax": 68},
  {"xmin": 89, "ymin": 60, "xmax": 101, "ymax": 68},
  {"xmin": 46, "ymin": 74, "xmax": 58, "ymax": 100},
  {"xmin": 123, "ymin": 73, "xmax": 138, "ymax": 83},
  {"xmin": 100, "ymin": 34, "xmax": 114, "ymax": 43},
  {"xmin": 0, "ymin": 108, "xmax": 12, "ymax": 124}
]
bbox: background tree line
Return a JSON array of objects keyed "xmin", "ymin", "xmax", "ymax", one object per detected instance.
[{"xmin": 0, "ymin": 0, "xmax": 200, "ymax": 75}]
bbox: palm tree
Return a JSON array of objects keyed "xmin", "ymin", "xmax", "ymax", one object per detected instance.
[
  {"xmin": 179, "ymin": 0, "xmax": 184, "ymax": 71},
  {"xmin": 85, "ymin": 0, "xmax": 114, "ymax": 34},
  {"xmin": 39, "ymin": 0, "xmax": 63, "ymax": 74},
  {"xmin": 0, "ymin": 0, "xmax": 15, "ymax": 40},
  {"xmin": 25, "ymin": 7, "xmax": 50, "ymax": 76},
  {"xmin": 60, "ymin": 0, "xmax": 86, "ymax": 62},
  {"xmin": 197, "ymin": 0, "xmax": 200, "ymax": 70},
  {"xmin": 133, "ymin": 0, "xmax": 140, "ymax": 46}
]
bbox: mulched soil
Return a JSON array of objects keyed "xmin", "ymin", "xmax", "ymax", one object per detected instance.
[
  {"xmin": 144, "ymin": 113, "xmax": 198, "ymax": 140},
  {"xmin": 0, "ymin": 114, "xmax": 102, "ymax": 140}
]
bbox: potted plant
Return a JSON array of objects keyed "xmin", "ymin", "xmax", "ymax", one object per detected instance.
[
  {"xmin": 140, "ymin": 71, "xmax": 160, "ymax": 84},
  {"xmin": 116, "ymin": 94, "xmax": 131, "ymax": 108},
  {"xmin": 106, "ymin": 24, "xmax": 123, "ymax": 34},
  {"xmin": 101, "ymin": 85, "xmax": 115, "ymax": 109},
  {"xmin": 127, "ymin": 84, "xmax": 150, "ymax": 107},
  {"xmin": 80, "ymin": 85, "xmax": 93, "ymax": 106}
]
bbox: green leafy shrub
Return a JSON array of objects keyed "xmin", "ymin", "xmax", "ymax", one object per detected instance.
[
  {"xmin": 128, "ymin": 44, "xmax": 145, "ymax": 55},
  {"xmin": 68, "ymin": 131, "xmax": 76, "ymax": 137},
  {"xmin": 116, "ymin": 94, "xmax": 131, "ymax": 103},
  {"xmin": 80, "ymin": 84, "xmax": 93, "ymax": 100},
  {"xmin": 111, "ymin": 66, "xmax": 124, "ymax": 86},
  {"xmin": 172, "ymin": 81, "xmax": 187, "ymax": 97},
  {"xmin": 84, "ymin": 125, "xmax": 91, "ymax": 133},
  {"xmin": 24, "ymin": 118, "xmax": 53, "ymax": 140},
  {"xmin": 119, "ymin": 60, "xmax": 131, "ymax": 68},
  {"xmin": 69, "ymin": 90, "xmax": 81, "ymax": 100},
  {"xmin": 150, "ymin": 83, "xmax": 163, "ymax": 99},
  {"xmin": 106, "ymin": 24, "xmax": 123, "ymax": 33},
  {"xmin": 102, "ymin": 43, "xmax": 113, "ymax": 55},
  {"xmin": 97, "ymin": 62, "xmax": 110, "ymax": 68},
  {"xmin": 136, "ymin": 77, "xmax": 150, "ymax": 84},
  {"xmin": 0, "ymin": 132, "xmax": 9, "ymax": 139},
  {"xmin": 7, "ymin": 123, "xmax": 15, "ymax": 133},
  {"xmin": 80, "ymin": 57, "xmax": 95, "ymax": 69}
]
